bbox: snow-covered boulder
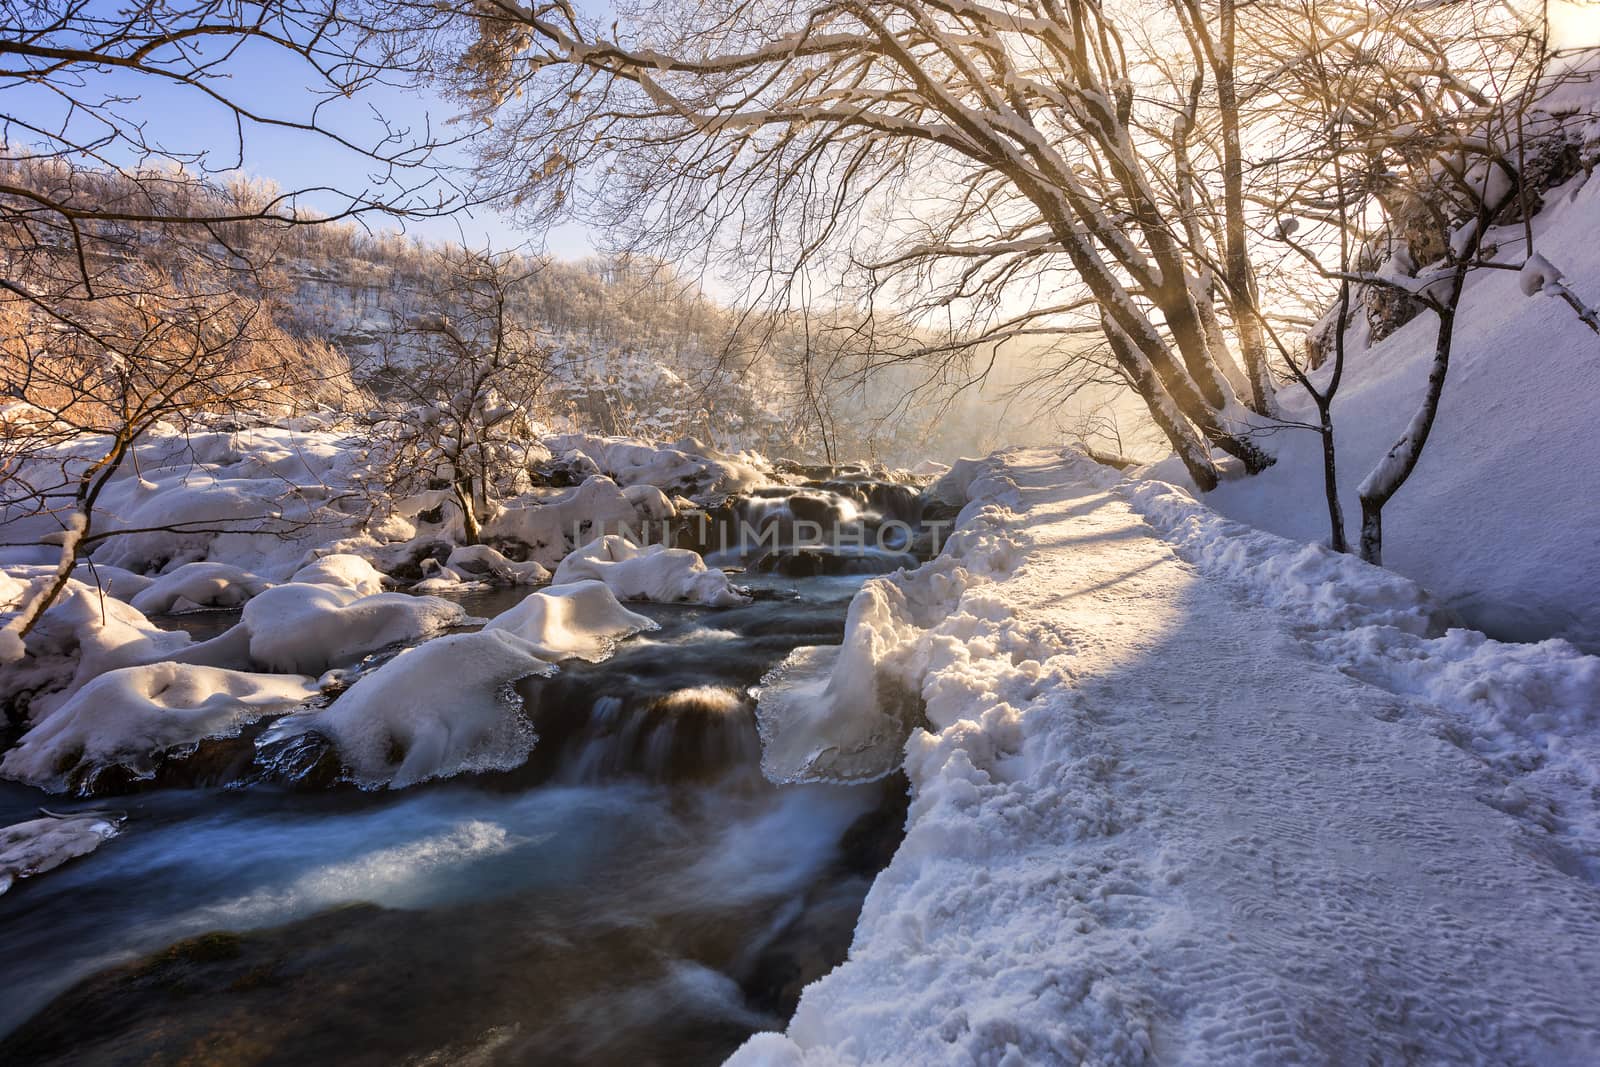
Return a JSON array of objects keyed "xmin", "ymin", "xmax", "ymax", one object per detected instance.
[
  {"xmin": 445, "ymin": 544, "xmax": 551, "ymax": 586},
  {"xmin": 551, "ymin": 536, "xmax": 749, "ymax": 607},
  {"xmin": 482, "ymin": 476, "xmax": 646, "ymax": 567},
  {"xmin": 0, "ymin": 812, "xmax": 124, "ymax": 894},
  {"xmin": 482, "ymin": 579, "xmax": 656, "ymax": 660},
  {"xmin": 0, "ymin": 663, "xmax": 319, "ymax": 792},
  {"xmin": 545, "ymin": 433, "xmax": 769, "ymax": 500},
  {"xmin": 292, "ymin": 630, "xmax": 555, "ymax": 789},
  {"xmin": 240, "ymin": 583, "xmax": 467, "ymax": 674},
  {"xmin": 129, "ymin": 562, "xmax": 272, "ymax": 615},
  {"xmin": 622, "ymin": 484, "xmax": 677, "ymax": 520},
  {"xmin": 290, "ymin": 553, "xmax": 387, "ymax": 596}
]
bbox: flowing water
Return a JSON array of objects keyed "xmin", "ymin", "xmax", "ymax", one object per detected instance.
[{"xmin": 0, "ymin": 571, "xmax": 906, "ymax": 1066}]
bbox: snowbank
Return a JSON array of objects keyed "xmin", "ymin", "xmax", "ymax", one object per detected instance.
[
  {"xmin": 0, "ymin": 812, "xmax": 124, "ymax": 894},
  {"xmin": 551, "ymin": 536, "xmax": 748, "ymax": 606},
  {"xmin": 482, "ymin": 579, "xmax": 655, "ymax": 660},
  {"xmin": 755, "ymin": 459, "xmax": 1038, "ymax": 784},
  {"xmin": 0, "ymin": 663, "xmax": 319, "ymax": 792}
]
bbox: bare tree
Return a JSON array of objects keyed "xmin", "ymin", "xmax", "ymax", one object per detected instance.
[
  {"xmin": 0, "ymin": 254, "xmax": 351, "ymax": 652},
  {"xmin": 1256, "ymin": 0, "xmax": 1552, "ymax": 562},
  {"xmin": 399, "ymin": 0, "xmax": 1324, "ymax": 490},
  {"xmin": 363, "ymin": 246, "xmax": 557, "ymax": 544}
]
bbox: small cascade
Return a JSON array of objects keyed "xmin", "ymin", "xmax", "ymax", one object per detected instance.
[
  {"xmin": 517, "ymin": 659, "xmax": 768, "ymax": 786},
  {"xmin": 537, "ymin": 687, "xmax": 762, "ymax": 785}
]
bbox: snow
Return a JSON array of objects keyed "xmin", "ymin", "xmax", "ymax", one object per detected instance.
[
  {"xmin": 1193, "ymin": 162, "xmax": 1600, "ymax": 650},
  {"xmin": 0, "ymin": 812, "xmax": 124, "ymax": 895},
  {"xmin": 481, "ymin": 579, "xmax": 656, "ymax": 660},
  {"xmin": 283, "ymin": 629, "xmax": 555, "ymax": 789},
  {"xmin": 267, "ymin": 581, "xmax": 654, "ymax": 788},
  {"xmin": 128, "ymin": 563, "xmax": 272, "ymax": 615},
  {"xmin": 733, "ymin": 448, "xmax": 1600, "ymax": 1065},
  {"xmin": 551, "ymin": 535, "xmax": 750, "ymax": 606},
  {"xmin": 0, "ymin": 663, "xmax": 319, "ymax": 793},
  {"xmin": 239, "ymin": 583, "xmax": 469, "ymax": 675}
]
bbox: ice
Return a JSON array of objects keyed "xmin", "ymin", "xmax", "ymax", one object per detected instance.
[{"xmin": 0, "ymin": 812, "xmax": 125, "ymax": 894}]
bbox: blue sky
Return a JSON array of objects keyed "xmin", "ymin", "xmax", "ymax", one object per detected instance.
[{"xmin": 9, "ymin": 8, "xmax": 595, "ymax": 259}]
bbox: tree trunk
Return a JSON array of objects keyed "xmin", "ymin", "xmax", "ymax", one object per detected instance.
[
  {"xmin": 1214, "ymin": 0, "xmax": 1279, "ymax": 419},
  {"xmin": 1357, "ymin": 298, "xmax": 1460, "ymax": 565},
  {"xmin": 1358, "ymin": 497, "xmax": 1383, "ymax": 565},
  {"xmin": 1103, "ymin": 316, "xmax": 1220, "ymax": 491},
  {"xmin": 456, "ymin": 481, "xmax": 482, "ymax": 545},
  {"xmin": 1319, "ymin": 402, "xmax": 1347, "ymax": 554}
]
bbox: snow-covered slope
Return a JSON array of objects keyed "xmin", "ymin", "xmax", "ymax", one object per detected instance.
[
  {"xmin": 1194, "ymin": 90, "xmax": 1600, "ymax": 650},
  {"xmin": 735, "ymin": 449, "xmax": 1600, "ymax": 1065}
]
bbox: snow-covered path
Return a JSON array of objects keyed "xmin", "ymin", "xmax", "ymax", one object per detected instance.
[{"xmin": 735, "ymin": 450, "xmax": 1600, "ymax": 1065}]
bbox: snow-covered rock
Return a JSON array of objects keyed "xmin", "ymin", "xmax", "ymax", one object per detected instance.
[
  {"xmin": 444, "ymin": 544, "xmax": 551, "ymax": 585},
  {"xmin": 240, "ymin": 583, "xmax": 467, "ymax": 674},
  {"xmin": 0, "ymin": 663, "xmax": 318, "ymax": 792},
  {"xmin": 289, "ymin": 630, "xmax": 554, "ymax": 789},
  {"xmin": 290, "ymin": 553, "xmax": 388, "ymax": 596},
  {"xmin": 546, "ymin": 433, "xmax": 769, "ymax": 500},
  {"xmin": 0, "ymin": 576, "xmax": 192, "ymax": 723},
  {"xmin": 129, "ymin": 562, "xmax": 272, "ymax": 615},
  {"xmin": 483, "ymin": 476, "xmax": 645, "ymax": 567},
  {"xmin": 481, "ymin": 579, "xmax": 655, "ymax": 660},
  {"xmin": 551, "ymin": 536, "xmax": 749, "ymax": 607}
]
